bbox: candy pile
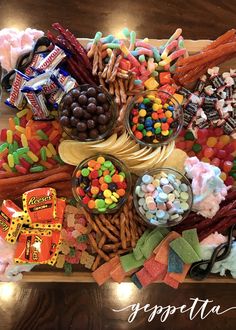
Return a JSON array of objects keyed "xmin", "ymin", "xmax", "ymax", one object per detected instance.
[
  {"xmin": 59, "ymin": 86, "xmax": 115, "ymax": 141},
  {"xmin": 0, "ymin": 188, "xmax": 65, "ymax": 266},
  {"xmin": 0, "ymin": 107, "xmax": 63, "ymax": 175},
  {"xmin": 128, "ymin": 89, "xmax": 182, "ymax": 145},
  {"xmin": 135, "ymin": 170, "xmax": 192, "ymax": 226},
  {"xmin": 174, "ymin": 29, "xmax": 236, "ymax": 86},
  {"xmin": 176, "ymin": 128, "xmax": 236, "ymax": 185},
  {"xmin": 56, "ymin": 204, "xmax": 95, "ymax": 272},
  {"xmin": 87, "ymin": 28, "xmax": 186, "ymax": 119},
  {"xmin": 73, "ymin": 155, "xmax": 129, "ymax": 213},
  {"xmin": 179, "ymin": 68, "xmax": 236, "ymax": 136},
  {"xmin": 92, "ymin": 228, "xmax": 201, "ymax": 289}
]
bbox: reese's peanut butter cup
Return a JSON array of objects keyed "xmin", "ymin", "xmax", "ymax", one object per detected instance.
[
  {"xmin": 0, "ymin": 200, "xmax": 25, "ymax": 244},
  {"xmin": 22, "ymin": 188, "xmax": 57, "ymax": 223}
]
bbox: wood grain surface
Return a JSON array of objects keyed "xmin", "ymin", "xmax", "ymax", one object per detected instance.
[{"xmin": 0, "ymin": 0, "xmax": 236, "ymax": 329}]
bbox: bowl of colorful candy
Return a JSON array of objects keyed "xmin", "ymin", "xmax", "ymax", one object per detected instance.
[
  {"xmin": 59, "ymin": 84, "xmax": 117, "ymax": 141},
  {"xmin": 133, "ymin": 168, "xmax": 193, "ymax": 227},
  {"xmin": 72, "ymin": 154, "xmax": 132, "ymax": 213},
  {"xmin": 125, "ymin": 90, "xmax": 183, "ymax": 148}
]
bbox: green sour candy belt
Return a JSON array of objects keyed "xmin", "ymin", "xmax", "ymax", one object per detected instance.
[
  {"xmin": 140, "ymin": 230, "xmax": 164, "ymax": 259},
  {"xmin": 169, "ymin": 237, "xmax": 201, "ymax": 264},
  {"xmin": 182, "ymin": 229, "xmax": 201, "ymax": 257},
  {"xmin": 120, "ymin": 253, "xmax": 145, "ymax": 272}
]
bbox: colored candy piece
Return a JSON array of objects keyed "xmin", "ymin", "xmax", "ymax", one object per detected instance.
[
  {"xmin": 136, "ymin": 267, "xmax": 155, "ymax": 287},
  {"xmin": 110, "ymin": 264, "xmax": 137, "ymax": 283},
  {"xmin": 140, "ymin": 229, "xmax": 164, "ymax": 259},
  {"xmin": 92, "ymin": 256, "xmax": 120, "ymax": 286},
  {"xmin": 154, "ymin": 231, "xmax": 180, "ymax": 256},
  {"xmin": 182, "ymin": 228, "xmax": 201, "ymax": 257},
  {"xmin": 168, "ymin": 248, "xmax": 184, "ymax": 273},
  {"xmin": 144, "ymin": 257, "xmax": 167, "ymax": 280},
  {"xmin": 168, "ymin": 264, "xmax": 191, "ymax": 283},
  {"xmin": 131, "ymin": 274, "xmax": 143, "ymax": 289},
  {"xmin": 120, "ymin": 253, "xmax": 145, "ymax": 273},
  {"xmin": 169, "ymin": 237, "xmax": 201, "ymax": 264},
  {"xmin": 163, "ymin": 273, "xmax": 180, "ymax": 289}
]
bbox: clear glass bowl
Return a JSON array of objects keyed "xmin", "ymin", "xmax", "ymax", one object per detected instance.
[
  {"xmin": 125, "ymin": 90, "xmax": 183, "ymax": 148},
  {"xmin": 59, "ymin": 84, "xmax": 117, "ymax": 142},
  {"xmin": 133, "ymin": 167, "xmax": 193, "ymax": 228},
  {"xmin": 72, "ymin": 154, "xmax": 132, "ymax": 214}
]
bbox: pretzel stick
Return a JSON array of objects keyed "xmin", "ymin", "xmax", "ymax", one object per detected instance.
[
  {"xmin": 82, "ymin": 210, "xmax": 101, "ymax": 234},
  {"xmin": 109, "ymin": 55, "xmax": 123, "ymax": 82},
  {"xmin": 118, "ymin": 78, "xmax": 127, "ymax": 104},
  {"xmin": 98, "ymin": 234, "xmax": 106, "ymax": 249},
  {"xmin": 98, "ymin": 73, "xmax": 108, "ymax": 91},
  {"xmin": 88, "ymin": 233, "xmax": 110, "ymax": 261},
  {"xmin": 91, "ymin": 255, "xmax": 101, "ymax": 271},
  {"xmin": 114, "ymin": 80, "xmax": 121, "ymax": 104},
  {"xmin": 101, "ymin": 64, "xmax": 109, "ymax": 79},
  {"xmin": 120, "ymin": 212, "xmax": 127, "ymax": 249},
  {"xmin": 98, "ymin": 42, "xmax": 104, "ymax": 71},
  {"xmin": 99, "ymin": 214, "xmax": 120, "ymax": 237},
  {"xmin": 109, "ymin": 248, "xmax": 132, "ymax": 258},
  {"xmin": 103, "ymin": 243, "xmax": 122, "ymax": 251},
  {"xmin": 106, "ymin": 49, "xmax": 117, "ymax": 80},
  {"xmin": 92, "ymin": 46, "xmax": 99, "ymax": 75},
  {"xmin": 128, "ymin": 74, "xmax": 135, "ymax": 91},
  {"xmin": 94, "ymin": 217, "xmax": 119, "ymax": 242},
  {"xmin": 109, "ymin": 82, "xmax": 114, "ymax": 95},
  {"xmin": 87, "ymin": 43, "xmax": 96, "ymax": 58}
]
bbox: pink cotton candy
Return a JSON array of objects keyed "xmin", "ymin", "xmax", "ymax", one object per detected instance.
[
  {"xmin": 0, "ymin": 28, "xmax": 44, "ymax": 71},
  {"xmin": 201, "ymin": 232, "xmax": 228, "ymax": 246},
  {"xmin": 184, "ymin": 157, "xmax": 229, "ymax": 218}
]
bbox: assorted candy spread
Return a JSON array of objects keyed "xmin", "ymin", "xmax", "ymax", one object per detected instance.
[{"xmin": 0, "ymin": 24, "xmax": 235, "ymax": 288}]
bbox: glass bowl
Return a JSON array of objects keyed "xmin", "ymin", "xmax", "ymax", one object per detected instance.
[
  {"xmin": 133, "ymin": 167, "xmax": 193, "ymax": 227},
  {"xmin": 72, "ymin": 154, "xmax": 132, "ymax": 214},
  {"xmin": 125, "ymin": 90, "xmax": 183, "ymax": 148},
  {"xmin": 59, "ymin": 84, "xmax": 117, "ymax": 142}
]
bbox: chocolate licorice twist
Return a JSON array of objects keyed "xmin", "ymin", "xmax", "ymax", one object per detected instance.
[
  {"xmin": 190, "ymin": 224, "xmax": 236, "ymax": 280},
  {"xmin": 52, "ymin": 23, "xmax": 92, "ymax": 70}
]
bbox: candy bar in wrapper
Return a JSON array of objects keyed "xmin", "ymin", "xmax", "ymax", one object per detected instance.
[
  {"xmin": 22, "ymin": 188, "xmax": 57, "ymax": 224},
  {"xmin": 194, "ymin": 75, "xmax": 207, "ymax": 95},
  {"xmin": 21, "ymin": 86, "xmax": 52, "ymax": 120},
  {"xmin": 5, "ymin": 70, "xmax": 30, "ymax": 109},
  {"xmin": 14, "ymin": 229, "xmax": 52, "ymax": 264},
  {"xmin": 25, "ymin": 53, "xmax": 46, "ymax": 76},
  {"xmin": 36, "ymin": 45, "xmax": 66, "ymax": 71},
  {"xmin": 43, "ymin": 69, "xmax": 69, "ymax": 95},
  {"xmin": 49, "ymin": 76, "xmax": 78, "ymax": 107}
]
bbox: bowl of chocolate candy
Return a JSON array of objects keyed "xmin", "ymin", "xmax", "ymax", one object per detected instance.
[{"xmin": 59, "ymin": 84, "xmax": 117, "ymax": 141}]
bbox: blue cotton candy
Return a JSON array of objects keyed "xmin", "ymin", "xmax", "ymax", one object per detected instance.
[{"xmin": 200, "ymin": 242, "xmax": 236, "ymax": 278}]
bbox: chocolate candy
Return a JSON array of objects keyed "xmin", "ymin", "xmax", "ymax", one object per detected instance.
[{"xmin": 59, "ymin": 86, "xmax": 115, "ymax": 141}]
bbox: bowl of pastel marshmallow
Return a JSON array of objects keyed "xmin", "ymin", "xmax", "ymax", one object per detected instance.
[{"xmin": 133, "ymin": 168, "xmax": 193, "ymax": 227}]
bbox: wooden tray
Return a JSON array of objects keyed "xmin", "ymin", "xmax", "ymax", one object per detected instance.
[{"xmin": 0, "ymin": 39, "xmax": 235, "ymax": 283}]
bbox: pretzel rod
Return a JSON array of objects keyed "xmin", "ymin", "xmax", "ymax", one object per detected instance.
[
  {"xmin": 102, "ymin": 243, "xmax": 122, "ymax": 251},
  {"xmin": 91, "ymin": 255, "xmax": 101, "ymax": 271},
  {"xmin": 82, "ymin": 210, "xmax": 101, "ymax": 234},
  {"xmin": 99, "ymin": 214, "xmax": 120, "ymax": 237},
  {"xmin": 124, "ymin": 79, "xmax": 129, "ymax": 91},
  {"xmin": 94, "ymin": 217, "xmax": 119, "ymax": 242},
  {"xmin": 106, "ymin": 49, "xmax": 118, "ymax": 80},
  {"xmin": 109, "ymin": 55, "xmax": 123, "ymax": 82},
  {"xmin": 120, "ymin": 212, "xmax": 127, "ymax": 249},
  {"xmin": 128, "ymin": 74, "xmax": 135, "ymax": 91},
  {"xmin": 88, "ymin": 233, "xmax": 110, "ymax": 261}
]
